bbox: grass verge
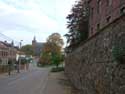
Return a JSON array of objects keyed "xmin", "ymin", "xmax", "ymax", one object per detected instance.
[{"xmin": 51, "ymin": 67, "xmax": 64, "ymax": 72}]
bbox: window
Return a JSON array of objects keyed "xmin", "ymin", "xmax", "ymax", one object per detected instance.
[
  {"xmin": 107, "ymin": 0, "xmax": 112, "ymax": 6},
  {"xmin": 4, "ymin": 52, "xmax": 5, "ymax": 56},
  {"xmin": 2, "ymin": 51, "xmax": 3, "ymax": 57},
  {"xmin": 0, "ymin": 51, "xmax": 1, "ymax": 57},
  {"xmin": 109, "ymin": 0, "xmax": 112, "ymax": 6},
  {"xmin": 91, "ymin": 7, "xmax": 94, "ymax": 19},
  {"xmin": 0, "ymin": 59, "xmax": 2, "ymax": 65},
  {"xmin": 106, "ymin": 16, "xmax": 111, "ymax": 23},
  {"xmin": 97, "ymin": 23, "xmax": 100, "ymax": 31},
  {"xmin": 91, "ymin": 27, "xmax": 93, "ymax": 35},
  {"xmin": 97, "ymin": 0, "xmax": 101, "ymax": 14},
  {"xmin": 120, "ymin": 7, "xmax": 125, "ymax": 15}
]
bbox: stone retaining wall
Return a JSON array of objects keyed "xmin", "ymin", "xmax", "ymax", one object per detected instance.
[{"xmin": 65, "ymin": 16, "xmax": 125, "ymax": 94}]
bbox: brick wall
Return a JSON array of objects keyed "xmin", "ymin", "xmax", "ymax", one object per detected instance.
[{"xmin": 89, "ymin": 0, "xmax": 125, "ymax": 37}]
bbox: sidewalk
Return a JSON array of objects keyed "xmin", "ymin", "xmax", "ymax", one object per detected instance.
[
  {"xmin": 0, "ymin": 69, "xmax": 26, "ymax": 79},
  {"xmin": 44, "ymin": 71, "xmax": 80, "ymax": 94},
  {"xmin": 0, "ymin": 64, "xmax": 34, "ymax": 79}
]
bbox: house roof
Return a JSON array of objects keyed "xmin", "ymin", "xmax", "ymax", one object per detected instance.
[
  {"xmin": 0, "ymin": 41, "xmax": 13, "ymax": 48},
  {"xmin": 0, "ymin": 41, "xmax": 8, "ymax": 49}
]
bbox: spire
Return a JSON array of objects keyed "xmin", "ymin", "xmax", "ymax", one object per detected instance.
[
  {"xmin": 32, "ymin": 36, "xmax": 36, "ymax": 43},
  {"xmin": 11, "ymin": 40, "xmax": 14, "ymax": 46},
  {"xmin": 33, "ymin": 36, "xmax": 36, "ymax": 41}
]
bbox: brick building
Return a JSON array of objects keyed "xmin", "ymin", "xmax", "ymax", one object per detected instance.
[
  {"xmin": 0, "ymin": 41, "xmax": 17, "ymax": 65},
  {"xmin": 0, "ymin": 42, "xmax": 8, "ymax": 65},
  {"xmin": 88, "ymin": 0, "xmax": 125, "ymax": 36}
]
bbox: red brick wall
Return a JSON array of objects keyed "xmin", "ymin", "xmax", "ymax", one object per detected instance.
[{"xmin": 89, "ymin": 0, "xmax": 125, "ymax": 37}]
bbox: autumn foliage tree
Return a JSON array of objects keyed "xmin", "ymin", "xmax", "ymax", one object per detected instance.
[
  {"xmin": 39, "ymin": 33, "xmax": 64, "ymax": 66},
  {"xmin": 65, "ymin": 0, "xmax": 89, "ymax": 53}
]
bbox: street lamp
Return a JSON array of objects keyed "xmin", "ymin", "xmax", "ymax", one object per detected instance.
[
  {"xmin": 19, "ymin": 40, "xmax": 23, "ymax": 49},
  {"xmin": 17, "ymin": 40, "xmax": 23, "ymax": 73}
]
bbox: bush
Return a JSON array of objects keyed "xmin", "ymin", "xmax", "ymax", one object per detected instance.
[
  {"xmin": 112, "ymin": 44, "xmax": 125, "ymax": 63},
  {"xmin": 51, "ymin": 67, "xmax": 64, "ymax": 72}
]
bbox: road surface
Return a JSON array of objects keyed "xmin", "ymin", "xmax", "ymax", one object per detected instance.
[{"xmin": 0, "ymin": 67, "xmax": 50, "ymax": 94}]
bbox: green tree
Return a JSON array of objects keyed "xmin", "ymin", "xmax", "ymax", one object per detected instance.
[
  {"xmin": 51, "ymin": 53, "xmax": 60, "ymax": 68},
  {"xmin": 20, "ymin": 44, "xmax": 33, "ymax": 55},
  {"xmin": 65, "ymin": 0, "xmax": 89, "ymax": 53}
]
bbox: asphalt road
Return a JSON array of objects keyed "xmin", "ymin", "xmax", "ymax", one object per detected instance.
[{"xmin": 0, "ymin": 67, "xmax": 50, "ymax": 94}]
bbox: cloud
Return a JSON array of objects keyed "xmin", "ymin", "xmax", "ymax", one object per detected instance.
[
  {"xmin": 0, "ymin": 1, "xmax": 58, "ymax": 32},
  {"xmin": 0, "ymin": 0, "xmax": 76, "ymax": 45}
]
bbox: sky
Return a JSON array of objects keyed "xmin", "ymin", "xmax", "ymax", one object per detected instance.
[{"xmin": 0, "ymin": 0, "xmax": 76, "ymax": 46}]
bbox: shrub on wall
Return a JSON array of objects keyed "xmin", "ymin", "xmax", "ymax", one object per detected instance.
[{"xmin": 112, "ymin": 43, "xmax": 125, "ymax": 63}]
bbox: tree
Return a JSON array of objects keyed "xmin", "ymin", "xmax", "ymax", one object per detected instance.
[
  {"xmin": 65, "ymin": 0, "xmax": 89, "ymax": 53},
  {"xmin": 39, "ymin": 43, "xmax": 52, "ymax": 65},
  {"xmin": 47, "ymin": 33, "xmax": 64, "ymax": 66},
  {"xmin": 39, "ymin": 33, "xmax": 64, "ymax": 66},
  {"xmin": 47, "ymin": 33, "xmax": 64, "ymax": 49},
  {"xmin": 51, "ymin": 53, "xmax": 61, "ymax": 68},
  {"xmin": 20, "ymin": 45, "xmax": 33, "ymax": 55}
]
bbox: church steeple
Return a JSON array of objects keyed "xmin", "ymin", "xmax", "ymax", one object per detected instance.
[
  {"xmin": 32, "ymin": 36, "xmax": 36, "ymax": 45},
  {"xmin": 33, "ymin": 36, "xmax": 36, "ymax": 42}
]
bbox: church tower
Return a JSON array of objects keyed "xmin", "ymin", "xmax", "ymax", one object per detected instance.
[
  {"xmin": 32, "ymin": 36, "xmax": 36, "ymax": 55},
  {"xmin": 32, "ymin": 36, "xmax": 36, "ymax": 44}
]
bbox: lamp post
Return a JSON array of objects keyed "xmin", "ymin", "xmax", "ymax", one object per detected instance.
[{"xmin": 17, "ymin": 40, "xmax": 23, "ymax": 73}]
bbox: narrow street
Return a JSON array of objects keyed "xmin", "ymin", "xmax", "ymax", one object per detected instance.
[{"xmin": 0, "ymin": 66, "xmax": 50, "ymax": 94}]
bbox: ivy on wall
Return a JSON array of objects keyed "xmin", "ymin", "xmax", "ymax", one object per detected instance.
[{"xmin": 112, "ymin": 43, "xmax": 125, "ymax": 63}]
